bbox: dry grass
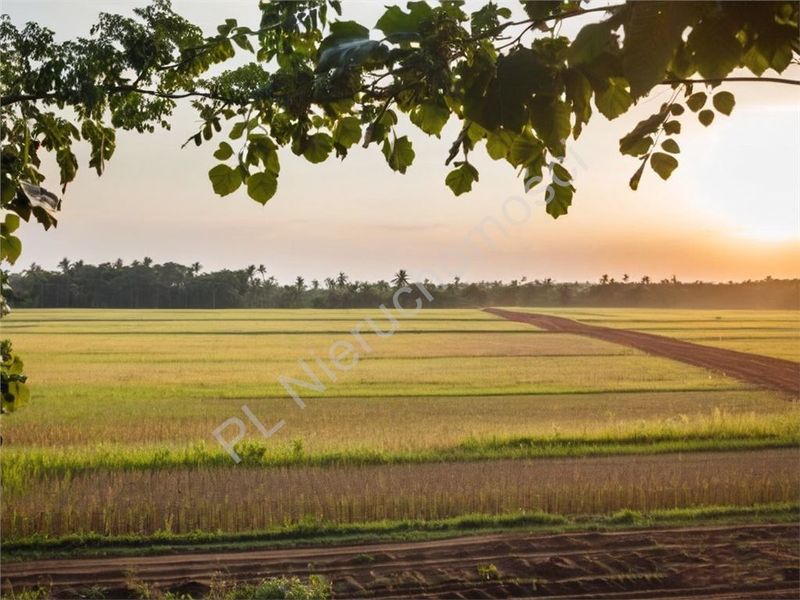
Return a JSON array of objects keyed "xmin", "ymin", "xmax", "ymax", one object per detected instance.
[{"xmin": 4, "ymin": 449, "xmax": 797, "ymax": 540}]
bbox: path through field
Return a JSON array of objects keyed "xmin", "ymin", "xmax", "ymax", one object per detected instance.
[
  {"xmin": 3, "ymin": 524, "xmax": 798, "ymax": 599},
  {"xmin": 485, "ymin": 309, "xmax": 800, "ymax": 395}
]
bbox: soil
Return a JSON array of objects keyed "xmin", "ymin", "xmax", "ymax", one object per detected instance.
[
  {"xmin": 3, "ymin": 523, "xmax": 798, "ymax": 598},
  {"xmin": 484, "ymin": 308, "xmax": 799, "ymax": 396}
]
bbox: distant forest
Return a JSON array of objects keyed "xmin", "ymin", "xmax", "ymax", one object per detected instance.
[{"xmin": 7, "ymin": 260, "xmax": 799, "ymax": 310}]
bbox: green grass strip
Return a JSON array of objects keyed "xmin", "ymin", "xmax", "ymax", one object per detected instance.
[{"xmin": 4, "ymin": 429, "xmax": 798, "ymax": 490}]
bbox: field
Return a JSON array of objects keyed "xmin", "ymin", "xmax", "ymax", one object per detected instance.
[
  {"xmin": 1, "ymin": 307, "xmax": 799, "ymax": 598},
  {"xmin": 507, "ymin": 307, "xmax": 800, "ymax": 361}
]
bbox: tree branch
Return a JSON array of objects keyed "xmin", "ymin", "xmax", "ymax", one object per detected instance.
[
  {"xmin": 0, "ymin": 86, "xmax": 242, "ymax": 107},
  {"xmin": 661, "ymin": 77, "xmax": 800, "ymax": 87}
]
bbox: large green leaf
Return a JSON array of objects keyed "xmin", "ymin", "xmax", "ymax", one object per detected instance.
[
  {"xmin": 208, "ymin": 164, "xmax": 242, "ymax": 196},
  {"xmin": 509, "ymin": 130, "xmax": 544, "ymax": 169},
  {"xmin": 622, "ymin": 3, "xmax": 697, "ymax": 99},
  {"xmin": 485, "ymin": 130, "xmax": 514, "ymax": 160},
  {"xmin": 529, "ymin": 98, "xmax": 570, "ymax": 156},
  {"xmin": 246, "ymin": 172, "xmax": 278, "ymax": 205},
  {"xmin": 375, "ymin": 2, "xmax": 432, "ymax": 42},
  {"xmin": 303, "ymin": 133, "xmax": 334, "ymax": 163},
  {"xmin": 465, "ymin": 48, "xmax": 548, "ymax": 131},
  {"xmin": 0, "ymin": 234, "xmax": 21, "ymax": 264},
  {"xmin": 568, "ymin": 21, "xmax": 617, "ymax": 67},
  {"xmin": 595, "ymin": 77, "xmax": 632, "ymax": 120},
  {"xmin": 333, "ymin": 117, "xmax": 362, "ymax": 148},
  {"xmin": 687, "ymin": 13, "xmax": 742, "ymax": 80},
  {"xmin": 410, "ymin": 102, "xmax": 450, "ymax": 136},
  {"xmin": 445, "ymin": 163, "xmax": 479, "ymax": 196},
  {"xmin": 545, "ymin": 164, "xmax": 575, "ymax": 218},
  {"xmin": 383, "ymin": 136, "xmax": 415, "ymax": 173}
]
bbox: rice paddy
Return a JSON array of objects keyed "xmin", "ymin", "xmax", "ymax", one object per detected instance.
[{"xmin": 1, "ymin": 308, "xmax": 798, "ymax": 547}]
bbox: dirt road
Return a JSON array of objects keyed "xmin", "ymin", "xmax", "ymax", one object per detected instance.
[
  {"xmin": 3, "ymin": 523, "xmax": 798, "ymax": 598},
  {"xmin": 485, "ymin": 308, "xmax": 799, "ymax": 396}
]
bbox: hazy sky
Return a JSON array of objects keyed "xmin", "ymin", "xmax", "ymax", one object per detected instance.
[{"xmin": 5, "ymin": 1, "xmax": 800, "ymax": 283}]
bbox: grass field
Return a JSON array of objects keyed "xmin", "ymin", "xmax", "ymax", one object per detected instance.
[{"xmin": 1, "ymin": 308, "xmax": 798, "ymax": 550}]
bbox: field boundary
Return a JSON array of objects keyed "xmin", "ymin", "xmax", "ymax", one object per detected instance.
[{"xmin": 485, "ymin": 308, "xmax": 800, "ymax": 395}]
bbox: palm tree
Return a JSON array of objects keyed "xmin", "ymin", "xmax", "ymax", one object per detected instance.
[
  {"xmin": 324, "ymin": 277, "xmax": 336, "ymax": 289},
  {"xmin": 311, "ymin": 279, "xmax": 319, "ymax": 290},
  {"xmin": 142, "ymin": 256, "xmax": 153, "ymax": 268},
  {"xmin": 336, "ymin": 272, "xmax": 349, "ymax": 288},
  {"xmin": 600, "ymin": 274, "xmax": 609, "ymax": 285},
  {"xmin": 391, "ymin": 269, "xmax": 409, "ymax": 287},
  {"xmin": 113, "ymin": 258, "xmax": 124, "ymax": 269},
  {"xmin": 58, "ymin": 257, "xmax": 70, "ymax": 274},
  {"xmin": 257, "ymin": 264, "xmax": 267, "ymax": 283},
  {"xmin": 622, "ymin": 273, "xmax": 629, "ymax": 283},
  {"xmin": 190, "ymin": 262, "xmax": 202, "ymax": 276},
  {"xmin": 295, "ymin": 276, "xmax": 305, "ymax": 291},
  {"xmin": 641, "ymin": 275, "xmax": 651, "ymax": 284},
  {"xmin": 245, "ymin": 265, "xmax": 256, "ymax": 285}
]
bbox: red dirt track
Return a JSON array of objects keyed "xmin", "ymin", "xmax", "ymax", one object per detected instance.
[
  {"xmin": 485, "ymin": 308, "xmax": 800, "ymax": 396},
  {"xmin": 3, "ymin": 524, "xmax": 799, "ymax": 598}
]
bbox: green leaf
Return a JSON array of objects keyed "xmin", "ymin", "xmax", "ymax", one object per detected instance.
[
  {"xmin": 568, "ymin": 21, "xmax": 616, "ymax": 67},
  {"xmin": 303, "ymin": 134, "xmax": 334, "ymax": 163},
  {"xmin": 1, "ymin": 234, "xmax": 22, "ymax": 264},
  {"xmin": 620, "ymin": 136, "xmax": 653, "ymax": 157},
  {"xmin": 650, "ymin": 152, "xmax": 679, "ymax": 180},
  {"xmin": 246, "ymin": 172, "xmax": 278, "ymax": 205},
  {"xmin": 698, "ymin": 109, "xmax": 714, "ymax": 127},
  {"xmin": 529, "ymin": 98, "xmax": 570, "ymax": 156},
  {"xmin": 663, "ymin": 120, "xmax": 681, "ymax": 135},
  {"xmin": 712, "ymin": 91, "xmax": 735, "ymax": 116},
  {"xmin": 564, "ymin": 69, "xmax": 592, "ymax": 137},
  {"xmin": 509, "ymin": 130, "xmax": 544, "ymax": 168},
  {"xmin": 247, "ymin": 134, "xmax": 280, "ymax": 175},
  {"xmin": 629, "ymin": 160, "xmax": 646, "ymax": 191},
  {"xmin": 445, "ymin": 163, "xmax": 479, "ymax": 196},
  {"xmin": 333, "ymin": 117, "xmax": 362, "ymax": 148},
  {"xmin": 208, "ymin": 164, "xmax": 242, "ymax": 196},
  {"xmin": 742, "ymin": 43, "xmax": 770, "ymax": 77},
  {"xmin": 686, "ymin": 92, "xmax": 706, "ymax": 112},
  {"xmin": 595, "ymin": 77, "xmax": 632, "ymax": 120},
  {"xmin": 3, "ymin": 213, "xmax": 20, "ymax": 234},
  {"xmin": 619, "ymin": 108, "xmax": 668, "ymax": 155},
  {"xmin": 661, "ymin": 138, "xmax": 680, "ymax": 154},
  {"xmin": 464, "ymin": 48, "xmax": 548, "ymax": 131},
  {"xmin": 686, "ymin": 13, "xmax": 742, "ymax": 80},
  {"xmin": 545, "ymin": 164, "xmax": 575, "ymax": 218},
  {"xmin": 375, "ymin": 2, "xmax": 432, "ymax": 41},
  {"xmin": 622, "ymin": 3, "xmax": 697, "ymax": 99},
  {"xmin": 213, "ymin": 142, "xmax": 234, "ymax": 160},
  {"xmin": 230, "ymin": 122, "xmax": 246, "ymax": 140},
  {"xmin": 410, "ymin": 102, "xmax": 450, "ymax": 136},
  {"xmin": 485, "ymin": 130, "xmax": 514, "ymax": 160},
  {"xmin": 383, "ymin": 136, "xmax": 415, "ymax": 173}
]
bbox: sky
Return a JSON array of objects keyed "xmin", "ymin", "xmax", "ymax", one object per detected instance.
[{"xmin": 5, "ymin": 1, "xmax": 800, "ymax": 284}]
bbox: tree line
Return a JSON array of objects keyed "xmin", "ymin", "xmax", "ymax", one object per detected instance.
[{"xmin": 8, "ymin": 260, "xmax": 798, "ymax": 310}]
